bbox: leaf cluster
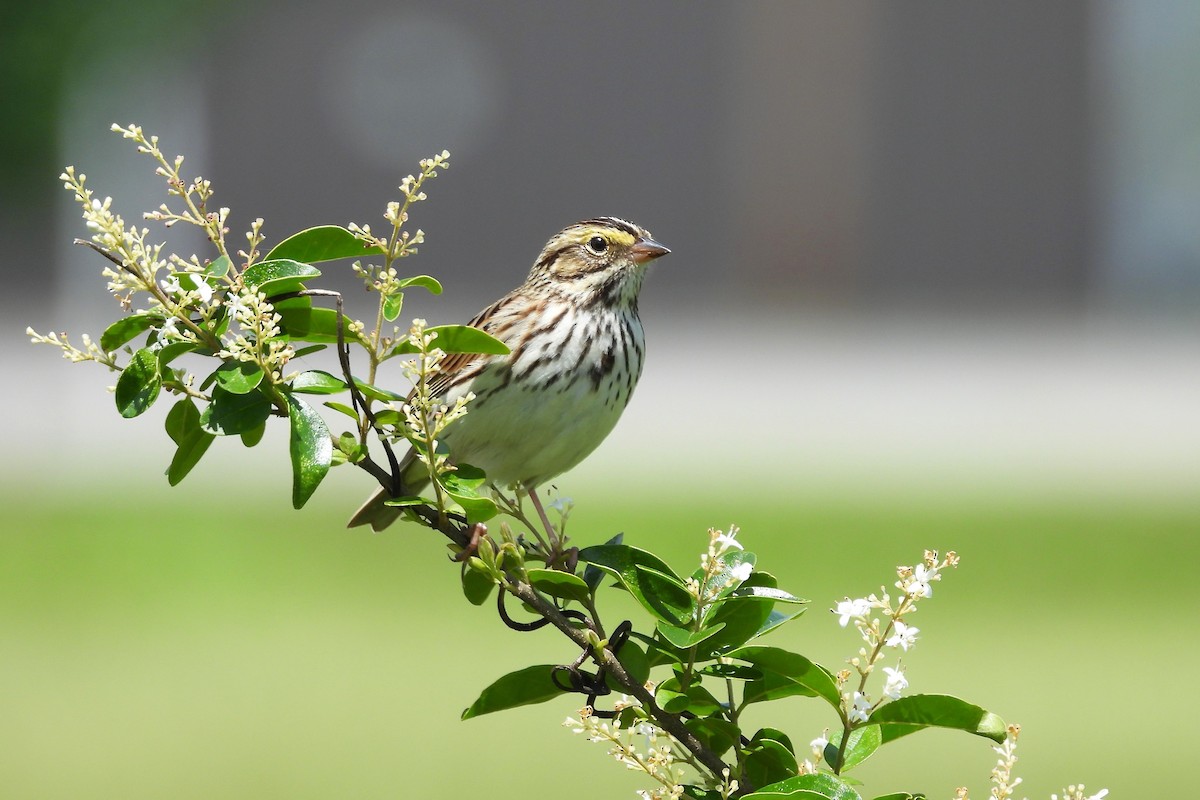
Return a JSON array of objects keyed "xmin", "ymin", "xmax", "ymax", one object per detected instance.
[
  {"xmin": 37, "ymin": 127, "xmax": 1014, "ymax": 800},
  {"xmin": 460, "ymin": 534, "xmax": 1004, "ymax": 799},
  {"xmin": 41, "ymin": 131, "xmax": 505, "ymax": 516}
]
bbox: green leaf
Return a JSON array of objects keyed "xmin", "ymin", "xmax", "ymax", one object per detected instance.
[
  {"xmin": 869, "ymin": 794, "xmax": 924, "ymax": 800},
  {"xmin": 579, "ymin": 544, "xmax": 693, "ymax": 626},
  {"xmin": 731, "ymin": 646, "xmax": 842, "ymax": 711},
  {"xmin": 389, "ymin": 324, "xmax": 510, "ymax": 357},
  {"xmin": 334, "ymin": 431, "xmax": 365, "ymax": 463},
  {"xmin": 163, "ymin": 397, "xmax": 214, "ymax": 485},
  {"xmin": 382, "ymin": 496, "xmax": 432, "ymax": 509},
  {"xmin": 240, "ymin": 422, "xmax": 266, "ymax": 448},
  {"xmin": 212, "ymin": 361, "xmax": 264, "ymax": 394},
  {"xmin": 740, "ymin": 670, "xmax": 820, "ymax": 705},
  {"xmin": 656, "ymin": 622, "xmax": 727, "ymax": 649},
  {"xmin": 655, "ymin": 684, "xmax": 687, "ymax": 714},
  {"xmin": 461, "ymin": 665, "xmax": 562, "ymax": 720},
  {"xmin": 115, "ymin": 348, "xmax": 162, "ymax": 418},
  {"xmin": 241, "ymin": 258, "xmax": 322, "ymax": 298},
  {"xmin": 632, "ymin": 633, "xmax": 686, "ymax": 669},
  {"xmin": 825, "ymin": 725, "xmax": 882, "ymax": 772},
  {"xmin": 527, "ymin": 569, "xmax": 591, "ymax": 604},
  {"xmin": 698, "ymin": 663, "xmax": 762, "ymax": 681},
  {"xmin": 264, "ymin": 225, "xmax": 385, "ymax": 263},
  {"xmin": 276, "ymin": 306, "xmax": 365, "ymax": 345},
  {"xmin": 165, "ymin": 397, "xmax": 200, "ymax": 445},
  {"xmin": 752, "ymin": 727, "xmax": 794, "ymax": 753},
  {"xmin": 601, "ymin": 640, "xmax": 651, "ymax": 695},
  {"xmin": 382, "ymin": 292, "xmax": 403, "ymax": 322},
  {"xmin": 290, "ymin": 370, "xmax": 348, "ymax": 395},
  {"xmin": 353, "ymin": 379, "xmax": 407, "ymax": 403},
  {"xmin": 756, "ymin": 606, "xmax": 807, "ymax": 638},
  {"xmin": 684, "ymin": 717, "xmax": 740, "ymax": 758},
  {"xmin": 324, "ymin": 401, "xmax": 358, "ymax": 420},
  {"xmin": 205, "ymin": 254, "xmax": 231, "ymax": 278},
  {"xmin": 200, "ymin": 386, "xmax": 272, "ymax": 435},
  {"xmin": 167, "ymin": 427, "xmax": 214, "ymax": 486},
  {"xmin": 286, "ymin": 394, "xmax": 332, "ymax": 509},
  {"xmin": 582, "ymin": 533, "xmax": 623, "ymax": 592},
  {"xmin": 398, "ymin": 274, "xmax": 443, "ymax": 294},
  {"xmin": 742, "ymin": 737, "xmax": 798, "ymax": 791},
  {"xmin": 697, "ymin": 595, "xmax": 775, "ymax": 655},
  {"xmin": 747, "ymin": 773, "xmax": 863, "ymax": 800},
  {"xmin": 868, "ymin": 694, "xmax": 1007, "ymax": 744},
  {"xmin": 616, "ymin": 640, "xmax": 650, "ymax": 687},
  {"xmin": 728, "ymin": 585, "xmax": 807, "ymax": 604},
  {"xmin": 100, "ymin": 314, "xmax": 159, "ymax": 352},
  {"xmin": 157, "ymin": 340, "xmax": 201, "ymax": 366},
  {"xmin": 441, "ymin": 464, "xmax": 498, "ymax": 524},
  {"xmin": 292, "ymin": 344, "xmax": 326, "ymax": 359},
  {"xmin": 654, "ymin": 678, "xmax": 722, "ymax": 716},
  {"xmin": 462, "ymin": 567, "xmax": 496, "ymax": 606}
]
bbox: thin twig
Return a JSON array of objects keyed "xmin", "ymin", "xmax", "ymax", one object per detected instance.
[
  {"xmin": 272, "ymin": 288, "xmax": 403, "ymax": 495},
  {"xmin": 505, "ymin": 580, "xmax": 733, "ymax": 785}
]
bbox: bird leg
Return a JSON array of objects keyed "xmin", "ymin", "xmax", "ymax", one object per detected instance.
[
  {"xmin": 526, "ymin": 488, "xmax": 562, "ymax": 553},
  {"xmin": 450, "ymin": 523, "xmax": 489, "ymax": 563}
]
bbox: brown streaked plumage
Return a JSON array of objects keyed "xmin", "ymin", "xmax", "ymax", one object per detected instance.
[{"xmin": 348, "ymin": 217, "xmax": 669, "ymax": 531}]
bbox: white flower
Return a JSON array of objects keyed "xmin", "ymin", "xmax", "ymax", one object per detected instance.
[
  {"xmin": 901, "ymin": 563, "xmax": 938, "ymax": 598},
  {"xmin": 548, "ymin": 496, "xmax": 574, "ymax": 514},
  {"xmin": 729, "ymin": 561, "xmax": 753, "ymax": 582},
  {"xmin": 885, "ymin": 620, "xmax": 919, "ymax": 651},
  {"xmin": 882, "ymin": 666, "xmax": 908, "ymax": 700},
  {"xmin": 714, "ymin": 529, "xmax": 742, "ymax": 552},
  {"xmin": 158, "ymin": 317, "xmax": 180, "ymax": 340},
  {"xmin": 848, "ymin": 691, "xmax": 872, "ymax": 723},
  {"xmin": 160, "ymin": 275, "xmax": 183, "ymax": 295},
  {"xmin": 834, "ymin": 598, "xmax": 871, "ymax": 627},
  {"xmin": 225, "ymin": 293, "xmax": 251, "ymax": 319},
  {"xmin": 185, "ymin": 273, "xmax": 214, "ymax": 303},
  {"xmin": 1053, "ymin": 788, "xmax": 1108, "ymax": 800},
  {"xmin": 809, "ymin": 733, "xmax": 828, "ymax": 751}
]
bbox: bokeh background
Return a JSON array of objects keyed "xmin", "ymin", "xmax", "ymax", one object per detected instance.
[{"xmin": 3, "ymin": 1, "xmax": 1198, "ymax": 798}]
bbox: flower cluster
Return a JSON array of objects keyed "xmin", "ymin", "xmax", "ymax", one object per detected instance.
[
  {"xmin": 25, "ymin": 328, "xmax": 118, "ymax": 369},
  {"xmin": 1051, "ymin": 786, "xmax": 1109, "ymax": 800},
  {"xmin": 348, "ymin": 149, "xmax": 448, "ymax": 260},
  {"xmin": 988, "ymin": 724, "xmax": 1024, "ymax": 800},
  {"xmin": 685, "ymin": 526, "xmax": 752, "ymax": 609},
  {"xmin": 547, "ymin": 495, "xmax": 575, "ymax": 535},
  {"xmin": 113, "ymin": 123, "xmax": 232, "ymax": 261},
  {"xmin": 217, "ymin": 289, "xmax": 293, "ymax": 380},
  {"xmin": 563, "ymin": 701, "xmax": 688, "ymax": 800},
  {"xmin": 60, "ymin": 166, "xmax": 168, "ymax": 306},
  {"xmin": 400, "ymin": 319, "xmax": 474, "ymax": 491},
  {"xmin": 830, "ymin": 551, "xmax": 959, "ymax": 731},
  {"xmin": 953, "ymin": 724, "xmax": 1109, "ymax": 800},
  {"xmin": 35, "ymin": 126, "xmax": 278, "ymax": 382}
]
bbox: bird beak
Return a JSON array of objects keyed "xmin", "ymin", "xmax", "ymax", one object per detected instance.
[{"xmin": 631, "ymin": 237, "xmax": 671, "ymax": 264}]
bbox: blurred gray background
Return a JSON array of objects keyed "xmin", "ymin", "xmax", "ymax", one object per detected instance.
[
  {"xmin": 3, "ymin": 4, "xmax": 1199, "ymax": 799},
  {"xmin": 5, "ymin": 0, "xmax": 1196, "ymax": 496}
]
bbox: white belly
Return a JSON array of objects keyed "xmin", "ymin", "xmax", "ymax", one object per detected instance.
[{"xmin": 440, "ymin": 304, "xmax": 643, "ymax": 488}]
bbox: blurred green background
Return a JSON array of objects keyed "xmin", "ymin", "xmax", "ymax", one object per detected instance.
[
  {"xmin": 5, "ymin": 474, "xmax": 1197, "ymax": 798},
  {"xmin": 4, "ymin": 1, "xmax": 1199, "ymax": 798}
]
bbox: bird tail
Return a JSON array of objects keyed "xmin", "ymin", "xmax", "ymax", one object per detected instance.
[
  {"xmin": 347, "ymin": 486, "xmax": 406, "ymax": 532},
  {"xmin": 346, "ymin": 449, "xmax": 431, "ymax": 531}
]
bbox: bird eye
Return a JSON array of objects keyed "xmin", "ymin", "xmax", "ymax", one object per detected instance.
[{"xmin": 586, "ymin": 235, "xmax": 608, "ymax": 254}]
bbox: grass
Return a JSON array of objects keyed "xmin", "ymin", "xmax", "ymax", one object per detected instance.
[{"xmin": 1, "ymin": 478, "xmax": 1195, "ymax": 799}]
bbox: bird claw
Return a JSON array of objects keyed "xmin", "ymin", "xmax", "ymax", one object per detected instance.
[{"xmin": 450, "ymin": 522, "xmax": 489, "ymax": 563}]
